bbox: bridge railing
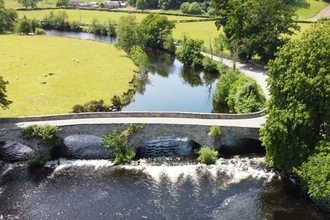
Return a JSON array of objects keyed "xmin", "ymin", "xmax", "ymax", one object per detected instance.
[{"xmin": 0, "ymin": 110, "xmax": 265, "ymax": 124}]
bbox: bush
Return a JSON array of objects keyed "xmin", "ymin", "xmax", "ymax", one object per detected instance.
[
  {"xmin": 35, "ymin": 28, "xmax": 46, "ymax": 35},
  {"xmin": 101, "ymin": 129, "xmax": 136, "ymax": 165},
  {"xmin": 213, "ymin": 69, "xmax": 240, "ymax": 105},
  {"xmin": 180, "ymin": 2, "xmax": 190, "ymax": 13},
  {"xmin": 72, "ymin": 99, "xmax": 108, "ymax": 113},
  {"xmin": 209, "ymin": 125, "xmax": 221, "ymax": 135},
  {"xmin": 124, "ymin": 123, "xmax": 144, "ymax": 135},
  {"xmin": 202, "ymin": 56, "xmax": 218, "ymax": 73},
  {"xmin": 21, "ymin": 124, "xmax": 62, "ymax": 147},
  {"xmin": 111, "ymin": 95, "xmax": 122, "ymax": 107},
  {"xmin": 196, "ymin": 145, "xmax": 218, "ymax": 164},
  {"xmin": 27, "ymin": 152, "xmax": 51, "ymax": 167}
]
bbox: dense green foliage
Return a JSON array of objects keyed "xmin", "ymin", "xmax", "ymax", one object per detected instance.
[
  {"xmin": 115, "ymin": 15, "xmax": 138, "ymax": 54},
  {"xmin": 0, "ymin": 1, "xmax": 17, "ymax": 33},
  {"xmin": 15, "ymin": 15, "xmax": 31, "ymax": 34},
  {"xmin": 72, "ymin": 99, "xmax": 108, "ymax": 113},
  {"xmin": 124, "ymin": 123, "xmax": 144, "ymax": 135},
  {"xmin": 176, "ymin": 35, "xmax": 204, "ymax": 67},
  {"xmin": 87, "ymin": 18, "xmax": 116, "ymax": 36},
  {"xmin": 213, "ymin": 70, "xmax": 265, "ymax": 113},
  {"xmin": 180, "ymin": 2, "xmax": 204, "ymax": 15},
  {"xmin": 260, "ymin": 21, "xmax": 330, "ymax": 202},
  {"xmin": 209, "ymin": 125, "xmax": 221, "ymax": 135},
  {"xmin": 40, "ymin": 10, "xmax": 70, "ymax": 30},
  {"xmin": 138, "ymin": 13, "xmax": 175, "ymax": 52},
  {"xmin": 17, "ymin": 0, "xmax": 38, "ymax": 9},
  {"xmin": 0, "ymin": 75, "xmax": 12, "ymax": 109},
  {"xmin": 202, "ymin": 56, "xmax": 218, "ymax": 73},
  {"xmin": 213, "ymin": 69, "xmax": 240, "ymax": 106},
  {"xmin": 27, "ymin": 152, "xmax": 51, "ymax": 166},
  {"xmin": 21, "ymin": 124, "xmax": 62, "ymax": 147},
  {"xmin": 212, "ymin": 0, "xmax": 299, "ymax": 63},
  {"xmin": 196, "ymin": 145, "xmax": 219, "ymax": 164},
  {"xmin": 227, "ymin": 75, "xmax": 266, "ymax": 113},
  {"xmin": 130, "ymin": 46, "xmax": 149, "ymax": 69},
  {"xmin": 101, "ymin": 129, "xmax": 136, "ymax": 165}
]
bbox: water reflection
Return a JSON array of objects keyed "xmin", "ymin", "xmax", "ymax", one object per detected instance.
[{"xmin": 45, "ymin": 30, "xmax": 220, "ymax": 113}]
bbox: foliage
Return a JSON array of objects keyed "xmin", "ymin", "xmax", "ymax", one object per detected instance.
[
  {"xmin": 110, "ymin": 95, "xmax": 121, "ymax": 107},
  {"xmin": 299, "ymin": 140, "xmax": 330, "ymax": 204},
  {"xmin": 227, "ymin": 75, "xmax": 266, "ymax": 113},
  {"xmin": 0, "ymin": 3, "xmax": 18, "ymax": 33},
  {"xmin": 188, "ymin": 2, "xmax": 204, "ymax": 15},
  {"xmin": 56, "ymin": 0, "xmax": 69, "ymax": 8},
  {"xmin": 260, "ymin": 21, "xmax": 330, "ymax": 173},
  {"xmin": 212, "ymin": 0, "xmax": 300, "ymax": 63},
  {"xmin": 15, "ymin": 15, "xmax": 31, "ymax": 34},
  {"xmin": 40, "ymin": 10, "xmax": 70, "ymax": 30},
  {"xmin": 213, "ymin": 33, "xmax": 228, "ymax": 58},
  {"xmin": 72, "ymin": 99, "xmax": 108, "ymax": 113},
  {"xmin": 21, "ymin": 124, "xmax": 62, "ymax": 147},
  {"xmin": 213, "ymin": 69, "xmax": 240, "ymax": 105},
  {"xmin": 136, "ymin": 0, "xmax": 148, "ymax": 10},
  {"xmin": 115, "ymin": 15, "xmax": 138, "ymax": 54},
  {"xmin": 27, "ymin": 152, "xmax": 51, "ymax": 166},
  {"xmin": 101, "ymin": 129, "xmax": 136, "ymax": 165},
  {"xmin": 196, "ymin": 145, "xmax": 218, "ymax": 164},
  {"xmin": 34, "ymin": 27, "xmax": 45, "ymax": 35},
  {"xmin": 0, "ymin": 76, "xmax": 12, "ymax": 109},
  {"xmin": 88, "ymin": 18, "xmax": 107, "ymax": 35},
  {"xmin": 130, "ymin": 46, "xmax": 149, "ymax": 69},
  {"xmin": 180, "ymin": 2, "xmax": 190, "ymax": 13},
  {"xmin": 17, "ymin": 0, "xmax": 38, "ymax": 9},
  {"xmin": 209, "ymin": 125, "xmax": 221, "ymax": 135},
  {"xmin": 202, "ymin": 56, "xmax": 218, "ymax": 73},
  {"xmin": 30, "ymin": 17, "xmax": 38, "ymax": 34},
  {"xmin": 138, "ymin": 13, "xmax": 175, "ymax": 52},
  {"xmin": 69, "ymin": 20, "xmax": 82, "ymax": 32},
  {"xmin": 176, "ymin": 35, "xmax": 204, "ymax": 67},
  {"xmin": 125, "ymin": 123, "xmax": 144, "ymax": 135}
]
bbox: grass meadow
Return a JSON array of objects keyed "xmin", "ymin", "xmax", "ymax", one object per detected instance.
[{"xmin": 0, "ymin": 35, "xmax": 136, "ymax": 117}]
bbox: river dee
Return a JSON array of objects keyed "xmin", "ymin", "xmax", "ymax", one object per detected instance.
[{"xmin": 1, "ymin": 156, "xmax": 329, "ymax": 220}]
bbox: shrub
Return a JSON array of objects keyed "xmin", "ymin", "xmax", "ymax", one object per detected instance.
[
  {"xmin": 125, "ymin": 123, "xmax": 144, "ymax": 135},
  {"xmin": 209, "ymin": 125, "xmax": 221, "ymax": 135},
  {"xmin": 72, "ymin": 99, "xmax": 108, "ymax": 113},
  {"xmin": 21, "ymin": 124, "xmax": 62, "ymax": 147},
  {"xmin": 101, "ymin": 129, "xmax": 136, "ymax": 165},
  {"xmin": 111, "ymin": 95, "xmax": 122, "ymax": 107},
  {"xmin": 35, "ymin": 28, "xmax": 46, "ymax": 35},
  {"xmin": 27, "ymin": 152, "xmax": 51, "ymax": 167},
  {"xmin": 180, "ymin": 2, "xmax": 190, "ymax": 13},
  {"xmin": 196, "ymin": 145, "xmax": 218, "ymax": 164},
  {"xmin": 202, "ymin": 56, "xmax": 218, "ymax": 73},
  {"xmin": 213, "ymin": 69, "xmax": 240, "ymax": 105}
]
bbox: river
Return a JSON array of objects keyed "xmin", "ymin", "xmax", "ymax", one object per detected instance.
[{"xmin": 0, "ymin": 31, "xmax": 329, "ymax": 219}]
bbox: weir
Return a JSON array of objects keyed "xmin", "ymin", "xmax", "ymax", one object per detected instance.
[{"xmin": 0, "ymin": 111, "xmax": 263, "ymax": 151}]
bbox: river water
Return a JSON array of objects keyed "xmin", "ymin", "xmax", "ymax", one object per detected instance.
[{"xmin": 1, "ymin": 31, "xmax": 329, "ymax": 219}]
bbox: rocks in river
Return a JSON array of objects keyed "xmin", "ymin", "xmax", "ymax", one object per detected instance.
[
  {"xmin": 0, "ymin": 141, "xmax": 34, "ymax": 162},
  {"xmin": 54, "ymin": 135, "xmax": 111, "ymax": 159}
]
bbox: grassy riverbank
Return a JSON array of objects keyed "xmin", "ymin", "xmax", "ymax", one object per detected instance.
[{"xmin": 0, "ymin": 35, "xmax": 136, "ymax": 117}]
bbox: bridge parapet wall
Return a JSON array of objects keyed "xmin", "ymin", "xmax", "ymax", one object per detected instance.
[{"xmin": 0, "ymin": 111, "xmax": 265, "ymax": 123}]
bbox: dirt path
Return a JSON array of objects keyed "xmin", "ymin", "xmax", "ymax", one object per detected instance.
[{"xmin": 309, "ymin": 4, "xmax": 330, "ymax": 21}]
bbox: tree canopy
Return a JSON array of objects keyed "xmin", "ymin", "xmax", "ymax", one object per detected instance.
[
  {"xmin": 212, "ymin": 0, "xmax": 299, "ymax": 63},
  {"xmin": 17, "ymin": 0, "xmax": 39, "ymax": 9},
  {"xmin": 0, "ymin": 2, "xmax": 18, "ymax": 33},
  {"xmin": 115, "ymin": 15, "xmax": 139, "ymax": 54},
  {"xmin": 0, "ymin": 76, "xmax": 12, "ymax": 109},
  {"xmin": 260, "ymin": 21, "xmax": 330, "ymax": 175}
]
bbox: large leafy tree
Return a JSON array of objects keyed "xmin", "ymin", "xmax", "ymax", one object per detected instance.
[
  {"xmin": 0, "ymin": 76, "xmax": 12, "ymax": 109},
  {"xmin": 0, "ymin": 1, "xmax": 18, "ymax": 33},
  {"xmin": 138, "ymin": 13, "xmax": 175, "ymax": 52},
  {"xmin": 260, "ymin": 21, "xmax": 330, "ymax": 172},
  {"xmin": 17, "ymin": 0, "xmax": 39, "ymax": 9},
  {"xmin": 115, "ymin": 15, "xmax": 139, "ymax": 54},
  {"xmin": 212, "ymin": 0, "xmax": 299, "ymax": 63}
]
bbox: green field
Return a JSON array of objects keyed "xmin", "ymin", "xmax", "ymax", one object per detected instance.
[
  {"xmin": 0, "ymin": 35, "xmax": 136, "ymax": 117},
  {"xmin": 296, "ymin": 0, "xmax": 328, "ymax": 20}
]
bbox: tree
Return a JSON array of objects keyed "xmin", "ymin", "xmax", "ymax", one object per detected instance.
[
  {"xmin": 17, "ymin": 0, "xmax": 38, "ymax": 9},
  {"xmin": 260, "ymin": 21, "xmax": 330, "ymax": 174},
  {"xmin": 212, "ymin": 0, "xmax": 299, "ymax": 63},
  {"xmin": 176, "ymin": 35, "xmax": 204, "ymax": 67},
  {"xmin": 30, "ymin": 17, "xmax": 38, "ymax": 34},
  {"xmin": 0, "ymin": 76, "xmax": 12, "ymax": 109},
  {"xmin": 136, "ymin": 0, "xmax": 148, "ymax": 11},
  {"xmin": 56, "ymin": 0, "xmax": 69, "ymax": 8},
  {"xmin": 188, "ymin": 2, "xmax": 203, "ymax": 15},
  {"xmin": 115, "ymin": 15, "xmax": 138, "ymax": 54},
  {"xmin": 130, "ymin": 46, "xmax": 149, "ymax": 70},
  {"xmin": 0, "ymin": 3, "xmax": 18, "ymax": 33},
  {"xmin": 138, "ymin": 13, "xmax": 175, "ymax": 51},
  {"xmin": 213, "ymin": 69, "xmax": 240, "ymax": 105},
  {"xmin": 213, "ymin": 32, "xmax": 227, "ymax": 60},
  {"xmin": 180, "ymin": 2, "xmax": 190, "ymax": 13},
  {"xmin": 15, "ymin": 15, "xmax": 31, "ymax": 34}
]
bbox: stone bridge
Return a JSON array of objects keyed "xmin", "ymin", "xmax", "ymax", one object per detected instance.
[{"xmin": 0, "ymin": 111, "xmax": 265, "ymax": 151}]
